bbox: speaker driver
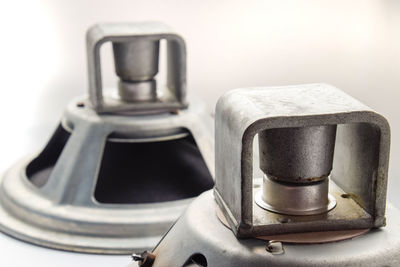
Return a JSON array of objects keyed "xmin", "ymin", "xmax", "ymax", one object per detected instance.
[{"xmin": 0, "ymin": 22, "xmax": 214, "ymax": 254}]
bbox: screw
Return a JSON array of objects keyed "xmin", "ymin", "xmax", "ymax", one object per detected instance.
[
  {"xmin": 265, "ymin": 240, "xmax": 284, "ymax": 255},
  {"xmin": 132, "ymin": 253, "xmax": 145, "ymax": 261},
  {"xmin": 131, "ymin": 251, "xmax": 156, "ymax": 267}
]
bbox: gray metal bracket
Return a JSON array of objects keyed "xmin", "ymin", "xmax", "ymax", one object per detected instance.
[
  {"xmin": 214, "ymin": 84, "xmax": 390, "ymax": 237},
  {"xmin": 86, "ymin": 22, "xmax": 187, "ymax": 114}
]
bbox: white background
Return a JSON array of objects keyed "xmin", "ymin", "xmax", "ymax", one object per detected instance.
[{"xmin": 0, "ymin": 0, "xmax": 399, "ymax": 266}]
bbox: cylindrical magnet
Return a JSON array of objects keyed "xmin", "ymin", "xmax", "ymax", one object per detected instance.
[
  {"xmin": 255, "ymin": 175, "xmax": 336, "ymax": 215},
  {"xmin": 258, "ymin": 125, "xmax": 337, "ymax": 183},
  {"xmin": 113, "ymin": 39, "xmax": 160, "ymax": 82},
  {"xmin": 118, "ymin": 79, "xmax": 157, "ymax": 102}
]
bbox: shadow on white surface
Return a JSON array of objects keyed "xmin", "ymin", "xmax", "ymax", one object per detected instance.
[{"xmin": 0, "ymin": 233, "xmax": 132, "ymax": 267}]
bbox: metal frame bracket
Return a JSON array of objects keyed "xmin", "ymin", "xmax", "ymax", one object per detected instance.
[
  {"xmin": 214, "ymin": 84, "xmax": 390, "ymax": 237},
  {"xmin": 86, "ymin": 22, "xmax": 187, "ymax": 114}
]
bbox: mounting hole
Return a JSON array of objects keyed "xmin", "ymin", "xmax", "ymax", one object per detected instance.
[
  {"xmin": 76, "ymin": 102, "xmax": 85, "ymax": 108},
  {"xmin": 183, "ymin": 253, "xmax": 207, "ymax": 267},
  {"xmin": 341, "ymin": 193, "xmax": 351, "ymax": 199},
  {"xmin": 278, "ymin": 217, "xmax": 290, "ymax": 223}
]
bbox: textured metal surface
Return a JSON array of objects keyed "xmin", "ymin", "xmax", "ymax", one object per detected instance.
[
  {"xmin": 216, "ymin": 204, "xmax": 370, "ymax": 244},
  {"xmin": 0, "ymin": 21, "xmax": 216, "ymax": 254},
  {"xmin": 86, "ymin": 22, "xmax": 187, "ymax": 114},
  {"xmin": 148, "ymin": 191, "xmax": 400, "ymax": 267},
  {"xmin": 0, "ymin": 94, "xmax": 214, "ymax": 254},
  {"xmin": 214, "ymin": 84, "xmax": 390, "ymax": 237},
  {"xmin": 259, "ymin": 125, "xmax": 337, "ymax": 183},
  {"xmin": 255, "ymin": 175, "xmax": 336, "ymax": 215}
]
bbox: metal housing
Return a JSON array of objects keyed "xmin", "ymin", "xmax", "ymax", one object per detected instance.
[
  {"xmin": 87, "ymin": 22, "xmax": 187, "ymax": 114},
  {"xmin": 0, "ymin": 22, "xmax": 214, "ymax": 254},
  {"xmin": 214, "ymin": 84, "xmax": 390, "ymax": 237},
  {"xmin": 0, "ymin": 95, "xmax": 214, "ymax": 255},
  {"xmin": 147, "ymin": 191, "xmax": 400, "ymax": 267}
]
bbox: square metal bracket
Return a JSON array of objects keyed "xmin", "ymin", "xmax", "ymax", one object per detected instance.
[
  {"xmin": 86, "ymin": 22, "xmax": 187, "ymax": 114},
  {"xmin": 214, "ymin": 84, "xmax": 390, "ymax": 237}
]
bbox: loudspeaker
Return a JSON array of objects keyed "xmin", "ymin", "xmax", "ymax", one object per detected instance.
[
  {"xmin": 0, "ymin": 22, "xmax": 214, "ymax": 254},
  {"xmin": 133, "ymin": 84, "xmax": 400, "ymax": 267}
]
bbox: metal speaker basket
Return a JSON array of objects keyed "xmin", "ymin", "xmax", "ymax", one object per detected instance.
[{"xmin": 0, "ymin": 22, "xmax": 214, "ymax": 254}]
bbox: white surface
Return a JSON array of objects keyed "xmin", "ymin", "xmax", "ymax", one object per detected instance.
[
  {"xmin": 0, "ymin": 0, "xmax": 399, "ymax": 266},
  {"xmin": 0, "ymin": 233, "xmax": 131, "ymax": 267}
]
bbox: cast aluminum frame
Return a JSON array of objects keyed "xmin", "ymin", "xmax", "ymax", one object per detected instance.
[
  {"xmin": 138, "ymin": 84, "xmax": 398, "ymax": 267},
  {"xmin": 0, "ymin": 22, "xmax": 214, "ymax": 254},
  {"xmin": 214, "ymin": 84, "xmax": 390, "ymax": 237},
  {"xmin": 0, "ymin": 95, "xmax": 214, "ymax": 254},
  {"xmin": 145, "ymin": 190, "xmax": 400, "ymax": 267}
]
